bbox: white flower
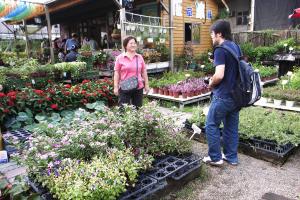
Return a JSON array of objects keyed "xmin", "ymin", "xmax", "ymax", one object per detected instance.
[
  {"xmin": 185, "ymin": 74, "xmax": 191, "ymax": 78},
  {"xmin": 200, "ymin": 65, "xmax": 205, "ymax": 69},
  {"xmin": 284, "ymin": 43, "xmax": 288, "ymax": 47},
  {"xmin": 0, "ymin": 84, "xmax": 3, "ymax": 91},
  {"xmin": 281, "ymin": 80, "xmax": 288, "ymax": 85},
  {"xmin": 287, "ymin": 71, "xmax": 293, "ymax": 76},
  {"xmin": 289, "ymin": 47, "xmax": 294, "ymax": 51},
  {"xmin": 254, "ymin": 69, "xmax": 259, "ymax": 72}
]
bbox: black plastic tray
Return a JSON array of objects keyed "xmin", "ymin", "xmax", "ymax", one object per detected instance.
[
  {"xmin": 171, "ymin": 154, "xmax": 202, "ymax": 180},
  {"xmin": 146, "ymin": 156, "xmax": 188, "ymax": 181}
]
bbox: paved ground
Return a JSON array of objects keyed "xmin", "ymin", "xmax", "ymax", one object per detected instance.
[{"xmin": 159, "ymin": 107, "xmax": 300, "ymax": 200}]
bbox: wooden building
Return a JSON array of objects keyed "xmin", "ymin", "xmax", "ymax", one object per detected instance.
[{"xmin": 161, "ymin": 0, "xmax": 220, "ymax": 55}]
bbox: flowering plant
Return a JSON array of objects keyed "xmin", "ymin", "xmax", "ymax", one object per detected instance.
[{"xmin": 0, "ymin": 79, "xmax": 117, "ymax": 127}]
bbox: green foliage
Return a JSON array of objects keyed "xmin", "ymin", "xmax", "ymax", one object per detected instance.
[
  {"xmin": 151, "ymin": 70, "xmax": 205, "ymax": 88},
  {"xmin": 240, "ymin": 42, "xmax": 256, "ymax": 62},
  {"xmin": 253, "ymin": 46, "xmax": 277, "ymax": 61},
  {"xmin": 155, "ymin": 44, "xmax": 170, "ymax": 62},
  {"xmin": 239, "ymin": 107, "xmax": 300, "ymax": 145},
  {"xmin": 214, "ymin": 8, "xmax": 229, "ymax": 20},
  {"xmin": 273, "ymin": 38, "xmax": 296, "ymax": 53},
  {"xmin": 253, "ymin": 63, "xmax": 278, "ymax": 78},
  {"xmin": 290, "ymin": 68, "xmax": 300, "ymax": 90}
]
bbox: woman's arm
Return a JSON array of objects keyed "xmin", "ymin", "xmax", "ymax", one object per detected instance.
[
  {"xmin": 142, "ymin": 63, "xmax": 149, "ymax": 93},
  {"xmin": 113, "ymin": 70, "xmax": 120, "ymax": 96}
]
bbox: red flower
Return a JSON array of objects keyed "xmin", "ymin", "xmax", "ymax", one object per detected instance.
[
  {"xmin": 7, "ymin": 91, "xmax": 17, "ymax": 97},
  {"xmin": 47, "ymin": 80, "xmax": 52, "ymax": 83},
  {"xmin": 64, "ymin": 91, "xmax": 70, "ymax": 96},
  {"xmin": 50, "ymin": 104, "xmax": 59, "ymax": 110},
  {"xmin": 38, "ymin": 100, "xmax": 43, "ymax": 104},
  {"xmin": 3, "ymin": 109, "xmax": 10, "ymax": 113},
  {"xmin": 81, "ymin": 90, "xmax": 87, "ymax": 95},
  {"xmin": 34, "ymin": 90, "xmax": 44, "ymax": 95},
  {"xmin": 46, "ymin": 97, "xmax": 52, "ymax": 101},
  {"xmin": 82, "ymin": 80, "xmax": 90, "ymax": 84},
  {"xmin": 81, "ymin": 99, "xmax": 88, "ymax": 104},
  {"xmin": 0, "ymin": 92, "xmax": 6, "ymax": 98},
  {"xmin": 7, "ymin": 100, "xmax": 14, "ymax": 106},
  {"xmin": 65, "ymin": 84, "xmax": 71, "ymax": 89}
]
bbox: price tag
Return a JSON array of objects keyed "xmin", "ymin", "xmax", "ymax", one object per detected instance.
[
  {"xmin": 0, "ymin": 151, "xmax": 8, "ymax": 163},
  {"xmin": 31, "ymin": 79, "xmax": 35, "ymax": 84},
  {"xmin": 147, "ymin": 38, "xmax": 153, "ymax": 43},
  {"xmin": 63, "ymin": 72, "xmax": 67, "ymax": 77}
]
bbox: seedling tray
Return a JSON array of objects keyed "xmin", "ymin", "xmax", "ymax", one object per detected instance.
[
  {"xmin": 239, "ymin": 138, "xmax": 297, "ymax": 165},
  {"xmin": 146, "ymin": 156, "xmax": 188, "ymax": 181},
  {"xmin": 171, "ymin": 154, "xmax": 202, "ymax": 180}
]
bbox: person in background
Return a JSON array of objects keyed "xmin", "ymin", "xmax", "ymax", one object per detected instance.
[
  {"xmin": 40, "ymin": 38, "xmax": 50, "ymax": 63},
  {"xmin": 81, "ymin": 35, "xmax": 90, "ymax": 47},
  {"xmin": 202, "ymin": 20, "xmax": 241, "ymax": 166},
  {"xmin": 89, "ymin": 35, "xmax": 98, "ymax": 51},
  {"xmin": 65, "ymin": 45, "xmax": 79, "ymax": 62},
  {"xmin": 113, "ymin": 36, "xmax": 149, "ymax": 108},
  {"xmin": 58, "ymin": 48, "xmax": 65, "ymax": 62},
  {"xmin": 65, "ymin": 33, "xmax": 80, "ymax": 54}
]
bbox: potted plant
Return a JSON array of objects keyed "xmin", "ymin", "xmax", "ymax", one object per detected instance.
[
  {"xmin": 79, "ymin": 44, "xmax": 92, "ymax": 57},
  {"xmin": 111, "ymin": 28, "xmax": 121, "ymax": 40}
]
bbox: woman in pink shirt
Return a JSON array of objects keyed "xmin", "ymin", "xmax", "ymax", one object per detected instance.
[{"xmin": 114, "ymin": 36, "xmax": 149, "ymax": 108}]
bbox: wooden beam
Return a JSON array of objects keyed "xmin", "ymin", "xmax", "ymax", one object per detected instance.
[
  {"xmin": 22, "ymin": 20, "xmax": 30, "ymax": 58},
  {"xmin": 48, "ymin": 0, "xmax": 87, "ymax": 13},
  {"xmin": 45, "ymin": 5, "xmax": 55, "ymax": 64},
  {"xmin": 160, "ymin": 0, "xmax": 169, "ymax": 13},
  {"xmin": 169, "ymin": 0, "xmax": 174, "ymax": 71},
  {"xmin": 112, "ymin": 0, "xmax": 122, "ymax": 9}
]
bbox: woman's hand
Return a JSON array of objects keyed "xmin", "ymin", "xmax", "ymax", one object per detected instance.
[
  {"xmin": 113, "ymin": 87, "xmax": 119, "ymax": 96},
  {"xmin": 144, "ymin": 85, "xmax": 150, "ymax": 94}
]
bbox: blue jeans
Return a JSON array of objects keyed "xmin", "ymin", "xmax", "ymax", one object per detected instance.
[{"xmin": 205, "ymin": 95, "xmax": 239, "ymax": 163}]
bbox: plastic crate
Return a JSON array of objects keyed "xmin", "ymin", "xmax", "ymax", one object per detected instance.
[
  {"xmin": 147, "ymin": 156, "xmax": 188, "ymax": 181},
  {"xmin": 171, "ymin": 154, "xmax": 202, "ymax": 180},
  {"xmin": 119, "ymin": 175, "xmax": 157, "ymax": 200},
  {"xmin": 120, "ymin": 180, "xmax": 167, "ymax": 200}
]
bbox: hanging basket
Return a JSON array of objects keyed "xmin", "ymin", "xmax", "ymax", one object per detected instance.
[{"xmin": 111, "ymin": 33, "xmax": 121, "ymax": 40}]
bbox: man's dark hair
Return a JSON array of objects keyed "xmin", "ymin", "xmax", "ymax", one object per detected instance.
[
  {"xmin": 123, "ymin": 36, "xmax": 137, "ymax": 50},
  {"xmin": 210, "ymin": 20, "xmax": 232, "ymax": 41},
  {"xmin": 71, "ymin": 33, "xmax": 78, "ymax": 38}
]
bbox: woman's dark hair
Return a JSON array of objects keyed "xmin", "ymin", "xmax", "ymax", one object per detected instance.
[
  {"xmin": 210, "ymin": 20, "xmax": 232, "ymax": 41},
  {"xmin": 123, "ymin": 36, "xmax": 137, "ymax": 50}
]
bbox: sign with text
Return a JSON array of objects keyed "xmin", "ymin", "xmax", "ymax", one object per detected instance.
[{"xmin": 186, "ymin": 7, "xmax": 193, "ymax": 17}]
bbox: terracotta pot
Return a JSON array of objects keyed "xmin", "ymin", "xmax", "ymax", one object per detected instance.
[
  {"xmin": 159, "ymin": 88, "xmax": 164, "ymax": 95},
  {"xmin": 187, "ymin": 92, "xmax": 194, "ymax": 97},
  {"xmin": 169, "ymin": 90, "xmax": 173, "ymax": 97},
  {"xmin": 173, "ymin": 92, "xmax": 179, "ymax": 98},
  {"xmin": 153, "ymin": 88, "xmax": 159, "ymax": 94},
  {"xmin": 163, "ymin": 89, "xmax": 169, "ymax": 96},
  {"xmin": 182, "ymin": 92, "xmax": 187, "ymax": 99},
  {"xmin": 80, "ymin": 51, "xmax": 92, "ymax": 57}
]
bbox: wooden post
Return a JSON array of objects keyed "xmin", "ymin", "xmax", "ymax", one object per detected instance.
[
  {"xmin": 250, "ymin": 0, "xmax": 255, "ymax": 31},
  {"xmin": 45, "ymin": 5, "xmax": 55, "ymax": 64},
  {"xmin": 106, "ymin": 14, "xmax": 110, "ymax": 49},
  {"xmin": 169, "ymin": 0, "xmax": 174, "ymax": 71},
  {"xmin": 23, "ymin": 20, "xmax": 30, "ymax": 58},
  {"xmin": 120, "ymin": 8, "xmax": 126, "ymax": 51}
]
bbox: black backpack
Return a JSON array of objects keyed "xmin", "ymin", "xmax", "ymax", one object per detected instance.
[{"xmin": 214, "ymin": 44, "xmax": 262, "ymax": 109}]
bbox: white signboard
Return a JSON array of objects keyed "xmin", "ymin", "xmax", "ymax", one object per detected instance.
[
  {"xmin": 173, "ymin": 0, "xmax": 183, "ymax": 16},
  {"xmin": 196, "ymin": 0, "xmax": 205, "ymax": 19}
]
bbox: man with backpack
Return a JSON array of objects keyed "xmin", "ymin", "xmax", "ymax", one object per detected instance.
[{"xmin": 202, "ymin": 20, "xmax": 242, "ymax": 166}]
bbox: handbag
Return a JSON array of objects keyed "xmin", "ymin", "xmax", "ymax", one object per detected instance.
[{"xmin": 120, "ymin": 56, "xmax": 139, "ymax": 92}]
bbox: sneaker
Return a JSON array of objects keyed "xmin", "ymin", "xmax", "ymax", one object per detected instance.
[
  {"xmin": 202, "ymin": 156, "xmax": 223, "ymax": 166},
  {"xmin": 222, "ymin": 153, "xmax": 238, "ymax": 166}
]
